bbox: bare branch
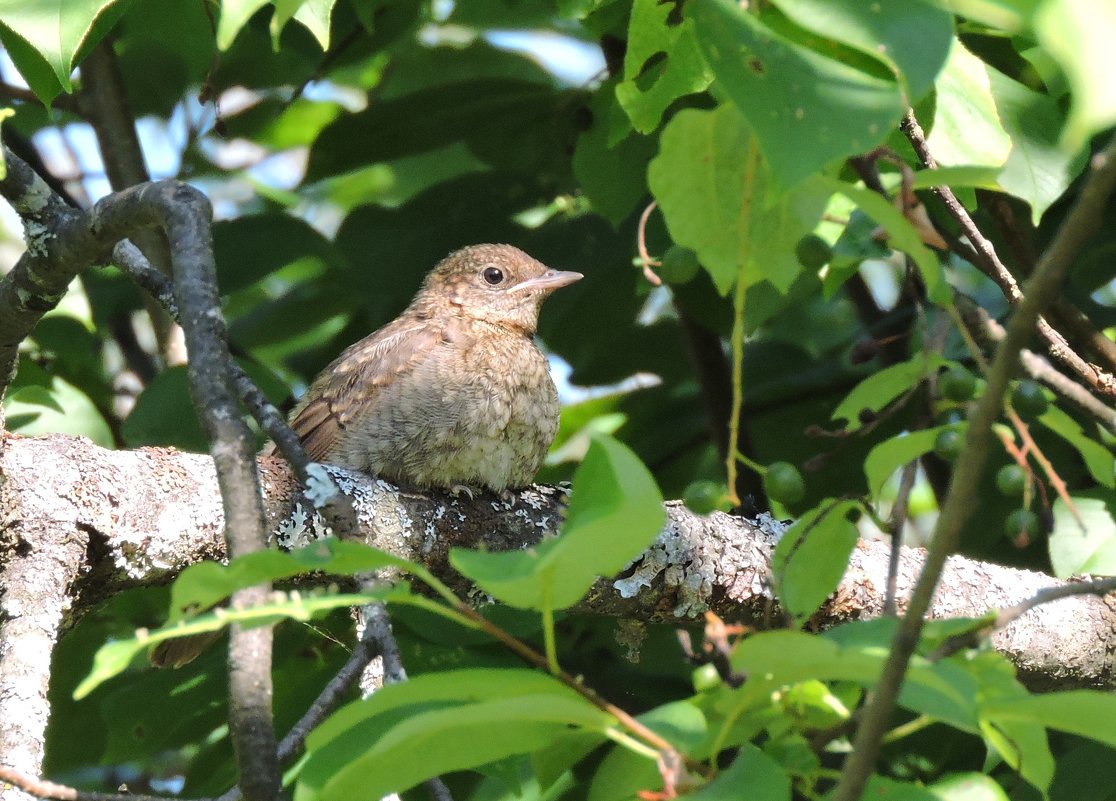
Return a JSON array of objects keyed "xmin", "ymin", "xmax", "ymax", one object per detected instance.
[{"xmin": 900, "ymin": 110, "xmax": 1116, "ymax": 398}]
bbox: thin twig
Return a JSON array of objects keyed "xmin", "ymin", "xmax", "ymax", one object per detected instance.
[
  {"xmin": 900, "ymin": 109, "xmax": 1116, "ymax": 397},
  {"xmin": 1004, "ymin": 407, "xmax": 1079, "ymax": 524},
  {"xmin": 111, "ymin": 241, "xmax": 314, "ymax": 479},
  {"xmin": 884, "ymin": 460, "xmax": 918, "ymax": 617},
  {"xmin": 831, "ymin": 131, "xmax": 1116, "ymax": 801},
  {"xmin": 0, "ymin": 766, "xmax": 211, "ymax": 801},
  {"xmin": 215, "ymin": 614, "xmax": 386, "ymax": 801},
  {"xmin": 449, "ymin": 600, "xmax": 711, "ymax": 777},
  {"xmin": 982, "ymin": 190, "xmax": 1116, "ymax": 378},
  {"xmin": 929, "ymin": 576, "xmax": 1116, "ymax": 661},
  {"xmin": 954, "ymin": 293, "xmax": 1116, "ymax": 433}
]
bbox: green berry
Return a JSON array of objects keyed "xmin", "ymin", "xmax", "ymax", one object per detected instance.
[
  {"xmin": 795, "ymin": 234, "xmax": 833, "ymax": 270},
  {"xmin": 933, "ymin": 429, "xmax": 964, "ymax": 461},
  {"xmin": 765, "ymin": 461, "xmax": 806, "ymax": 505},
  {"xmin": 995, "ymin": 464, "xmax": 1026, "ymax": 497},
  {"xmin": 1004, "ymin": 509, "xmax": 1041, "ymax": 541},
  {"xmin": 660, "ymin": 245, "xmax": 701, "ymax": 284},
  {"xmin": 1011, "ymin": 380, "xmax": 1048, "ymax": 418},
  {"xmin": 692, "ymin": 663, "xmax": 722, "ymax": 692},
  {"xmin": 939, "ymin": 367, "xmax": 977, "ymax": 402},
  {"xmin": 683, "ymin": 480, "xmax": 730, "ymax": 515}
]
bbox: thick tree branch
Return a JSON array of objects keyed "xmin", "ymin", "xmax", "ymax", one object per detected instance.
[
  {"xmin": 0, "ymin": 153, "xmax": 89, "ymax": 412},
  {"xmin": 85, "ymin": 182, "xmax": 282, "ymax": 801},
  {"xmin": 1, "ymin": 434, "xmax": 1113, "ymax": 692},
  {"xmin": 0, "ymin": 149, "xmax": 283, "ymax": 799}
]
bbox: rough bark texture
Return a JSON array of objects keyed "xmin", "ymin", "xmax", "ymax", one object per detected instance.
[
  {"xmin": 4, "ymin": 432, "xmax": 1116, "ymax": 794},
  {"xmin": 1, "ymin": 433, "xmax": 1112, "ymax": 681}
]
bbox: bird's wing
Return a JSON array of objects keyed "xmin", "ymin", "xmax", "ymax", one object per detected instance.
[{"xmin": 289, "ymin": 317, "xmax": 453, "ymax": 461}]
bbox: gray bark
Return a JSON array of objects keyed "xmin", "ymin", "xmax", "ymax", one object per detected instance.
[{"xmin": 2, "ymin": 433, "xmax": 1115, "ymax": 793}]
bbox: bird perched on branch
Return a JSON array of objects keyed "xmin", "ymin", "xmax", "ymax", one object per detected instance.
[
  {"xmin": 151, "ymin": 244, "xmax": 580, "ymax": 668},
  {"xmin": 287, "ymin": 243, "xmax": 583, "ymax": 493}
]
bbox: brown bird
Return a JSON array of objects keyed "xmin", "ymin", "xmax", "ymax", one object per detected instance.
[
  {"xmin": 151, "ymin": 244, "xmax": 580, "ymax": 668},
  {"xmin": 288, "ymin": 242, "xmax": 582, "ymax": 492}
]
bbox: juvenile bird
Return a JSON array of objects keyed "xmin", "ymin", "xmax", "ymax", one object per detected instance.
[
  {"xmin": 289, "ymin": 243, "xmax": 582, "ymax": 492},
  {"xmin": 151, "ymin": 244, "xmax": 579, "ymax": 668}
]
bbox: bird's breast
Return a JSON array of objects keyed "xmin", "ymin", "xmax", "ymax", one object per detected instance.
[{"xmin": 337, "ymin": 328, "xmax": 560, "ymax": 492}]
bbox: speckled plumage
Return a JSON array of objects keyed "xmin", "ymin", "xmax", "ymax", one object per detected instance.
[{"xmin": 288, "ymin": 243, "xmax": 582, "ymax": 492}]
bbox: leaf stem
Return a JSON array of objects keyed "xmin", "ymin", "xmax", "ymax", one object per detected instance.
[{"xmin": 725, "ymin": 140, "xmax": 761, "ymax": 505}]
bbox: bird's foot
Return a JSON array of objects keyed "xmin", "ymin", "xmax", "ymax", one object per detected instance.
[{"xmin": 498, "ymin": 488, "xmax": 518, "ymax": 505}]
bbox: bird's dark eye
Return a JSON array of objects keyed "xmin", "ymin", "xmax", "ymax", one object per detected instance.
[{"xmin": 482, "ymin": 266, "xmax": 504, "ymax": 285}]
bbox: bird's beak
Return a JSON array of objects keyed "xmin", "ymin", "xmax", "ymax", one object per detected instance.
[{"xmin": 509, "ymin": 269, "xmax": 584, "ymax": 294}]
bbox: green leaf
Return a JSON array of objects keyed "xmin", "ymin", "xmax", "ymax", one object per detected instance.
[
  {"xmin": 772, "ymin": 500, "xmax": 860, "ymax": 623},
  {"xmin": 820, "ymin": 176, "xmax": 949, "ymax": 304},
  {"xmin": 929, "ymin": 773, "xmax": 1010, "ymax": 801},
  {"xmin": 729, "ymin": 629, "xmax": 979, "ymax": 731},
  {"xmin": 865, "ymin": 776, "xmax": 940, "ymax": 801},
  {"xmin": 925, "ymin": 38, "xmax": 1011, "ymax": 169},
  {"xmin": 1049, "ymin": 492, "xmax": 1116, "ymax": 578},
  {"xmin": 8, "ymin": 384, "xmax": 64, "ymax": 413},
  {"xmin": 273, "ymin": 0, "xmax": 334, "ymax": 50},
  {"xmin": 910, "ymin": 165, "xmax": 1003, "ymax": 190},
  {"xmin": 773, "ymin": 0, "xmax": 953, "ymax": 103},
  {"xmin": 1035, "ymin": 0, "xmax": 1116, "ymax": 150},
  {"xmin": 963, "ymin": 651, "xmax": 1053, "ymax": 794},
  {"xmin": 587, "ymin": 701, "xmax": 709, "ymax": 801},
  {"xmin": 1038, "ymin": 405, "xmax": 1115, "ymax": 488},
  {"xmin": 648, "ymin": 104, "xmax": 829, "ymax": 294},
  {"xmin": 450, "ymin": 434, "xmax": 664, "ymax": 611},
  {"xmin": 0, "ymin": 0, "xmax": 129, "ymax": 101},
  {"xmin": 4, "ymin": 375, "xmax": 113, "ymax": 446},
  {"xmin": 214, "ymin": 213, "xmax": 343, "ymax": 294},
  {"xmin": 298, "ymin": 670, "xmax": 613, "ymax": 801},
  {"xmin": 121, "ymin": 366, "xmax": 206, "ymax": 452},
  {"xmin": 865, "ymin": 424, "xmax": 964, "ymax": 497},
  {"xmin": 707, "ymin": 748, "xmax": 788, "ymax": 801},
  {"xmin": 615, "ymin": 0, "xmax": 713, "ymax": 134},
  {"xmin": 166, "ymin": 538, "xmax": 414, "ymax": 624},
  {"xmin": 691, "ymin": 0, "xmax": 922, "ymax": 188},
  {"xmin": 217, "ymin": 0, "xmax": 270, "ymax": 50},
  {"xmin": 306, "ymin": 79, "xmax": 570, "ymax": 181},
  {"xmin": 831, "ymin": 355, "xmax": 952, "ymax": 431},
  {"xmin": 74, "ymin": 586, "xmax": 389, "ymax": 699},
  {"xmin": 989, "ymin": 67, "xmax": 1086, "ymax": 224},
  {"xmin": 985, "ymin": 690, "xmax": 1116, "ymax": 751},
  {"xmin": 573, "ymin": 80, "xmax": 656, "ymax": 225},
  {"xmin": 0, "ymin": 106, "xmax": 13, "ymax": 177}
]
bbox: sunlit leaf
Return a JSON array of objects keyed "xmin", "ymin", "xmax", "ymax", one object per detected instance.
[
  {"xmin": 648, "ymin": 104, "xmax": 829, "ymax": 294},
  {"xmin": 451, "ymin": 434, "xmax": 664, "ymax": 611},
  {"xmin": 772, "ymin": 499, "xmax": 860, "ymax": 622},
  {"xmin": 615, "ymin": 0, "xmax": 713, "ymax": 133},
  {"xmin": 0, "ymin": 0, "xmax": 129, "ymax": 100},
  {"xmin": 298, "ymin": 669, "xmax": 613, "ymax": 801},
  {"xmin": 1035, "ymin": 0, "xmax": 1116, "ymax": 149},
  {"xmin": 865, "ymin": 424, "xmax": 964, "ymax": 496},
  {"xmin": 1049, "ymin": 492, "xmax": 1116, "ymax": 578},
  {"xmin": 831, "ymin": 355, "xmax": 953, "ymax": 431}
]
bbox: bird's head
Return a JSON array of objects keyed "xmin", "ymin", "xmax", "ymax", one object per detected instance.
[{"xmin": 419, "ymin": 244, "xmax": 582, "ymax": 333}]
